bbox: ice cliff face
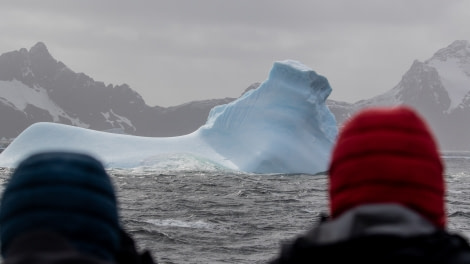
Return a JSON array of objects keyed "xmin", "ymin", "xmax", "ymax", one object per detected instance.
[
  {"xmin": 0, "ymin": 60, "xmax": 338, "ymax": 174},
  {"xmin": 200, "ymin": 60, "xmax": 337, "ymax": 173}
]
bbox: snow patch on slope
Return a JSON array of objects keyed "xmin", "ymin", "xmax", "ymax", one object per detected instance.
[
  {"xmin": 428, "ymin": 57, "xmax": 470, "ymax": 111},
  {"xmin": 101, "ymin": 109, "xmax": 135, "ymax": 130},
  {"xmin": 0, "ymin": 80, "xmax": 88, "ymax": 127}
]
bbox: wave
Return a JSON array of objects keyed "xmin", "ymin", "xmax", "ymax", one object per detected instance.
[
  {"xmin": 144, "ymin": 219, "xmax": 215, "ymax": 230},
  {"xmin": 441, "ymin": 151, "xmax": 470, "ymax": 159},
  {"xmin": 110, "ymin": 153, "xmax": 239, "ymax": 175}
]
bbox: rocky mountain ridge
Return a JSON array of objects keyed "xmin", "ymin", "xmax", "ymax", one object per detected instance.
[{"xmin": 0, "ymin": 42, "xmax": 233, "ymax": 138}]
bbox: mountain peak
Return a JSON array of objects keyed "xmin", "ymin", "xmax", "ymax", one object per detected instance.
[
  {"xmin": 449, "ymin": 40, "xmax": 470, "ymax": 50},
  {"xmin": 29, "ymin": 42, "xmax": 50, "ymax": 55},
  {"xmin": 430, "ymin": 40, "xmax": 470, "ymax": 62}
]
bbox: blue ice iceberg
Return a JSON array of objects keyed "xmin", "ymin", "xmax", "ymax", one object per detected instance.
[{"xmin": 0, "ymin": 60, "xmax": 338, "ymax": 174}]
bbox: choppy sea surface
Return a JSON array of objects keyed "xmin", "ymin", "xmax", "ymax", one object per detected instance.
[{"xmin": 1, "ymin": 151, "xmax": 470, "ymax": 264}]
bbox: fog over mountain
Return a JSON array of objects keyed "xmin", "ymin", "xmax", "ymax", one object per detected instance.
[{"xmin": 0, "ymin": 41, "xmax": 469, "ymax": 150}]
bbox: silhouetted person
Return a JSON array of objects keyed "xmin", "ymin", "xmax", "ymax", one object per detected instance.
[
  {"xmin": 0, "ymin": 152, "xmax": 155, "ymax": 264},
  {"xmin": 269, "ymin": 106, "xmax": 470, "ymax": 263}
]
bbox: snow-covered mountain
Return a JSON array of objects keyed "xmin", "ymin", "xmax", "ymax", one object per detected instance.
[
  {"xmin": 0, "ymin": 42, "xmax": 233, "ymax": 138},
  {"xmin": 356, "ymin": 40, "xmax": 470, "ymax": 110},
  {"xmin": 1, "ymin": 40, "xmax": 469, "ymax": 150},
  {"xmin": 341, "ymin": 40, "xmax": 470, "ymax": 150}
]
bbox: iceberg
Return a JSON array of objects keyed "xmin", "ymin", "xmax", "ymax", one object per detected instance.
[{"xmin": 0, "ymin": 60, "xmax": 338, "ymax": 174}]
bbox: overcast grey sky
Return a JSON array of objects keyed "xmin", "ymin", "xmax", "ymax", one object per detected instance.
[{"xmin": 0, "ymin": 1, "xmax": 469, "ymax": 107}]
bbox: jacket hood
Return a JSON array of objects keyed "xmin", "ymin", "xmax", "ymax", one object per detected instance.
[{"xmin": 306, "ymin": 204, "xmax": 437, "ymax": 245}]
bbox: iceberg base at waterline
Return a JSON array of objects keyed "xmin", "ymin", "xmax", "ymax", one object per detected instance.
[{"xmin": 0, "ymin": 60, "xmax": 338, "ymax": 174}]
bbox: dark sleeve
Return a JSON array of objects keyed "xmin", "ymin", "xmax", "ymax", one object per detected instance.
[
  {"xmin": 267, "ymin": 236, "xmax": 323, "ymax": 264},
  {"xmin": 115, "ymin": 228, "xmax": 156, "ymax": 264},
  {"xmin": 268, "ymin": 231, "xmax": 470, "ymax": 264},
  {"xmin": 3, "ymin": 230, "xmax": 113, "ymax": 264}
]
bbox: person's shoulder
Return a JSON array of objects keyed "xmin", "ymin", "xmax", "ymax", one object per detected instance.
[
  {"xmin": 3, "ymin": 230, "xmax": 113, "ymax": 264},
  {"xmin": 268, "ymin": 230, "xmax": 470, "ymax": 264},
  {"xmin": 434, "ymin": 231, "xmax": 470, "ymax": 263}
]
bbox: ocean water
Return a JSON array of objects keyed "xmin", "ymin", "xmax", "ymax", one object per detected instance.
[{"xmin": 1, "ymin": 152, "xmax": 470, "ymax": 263}]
